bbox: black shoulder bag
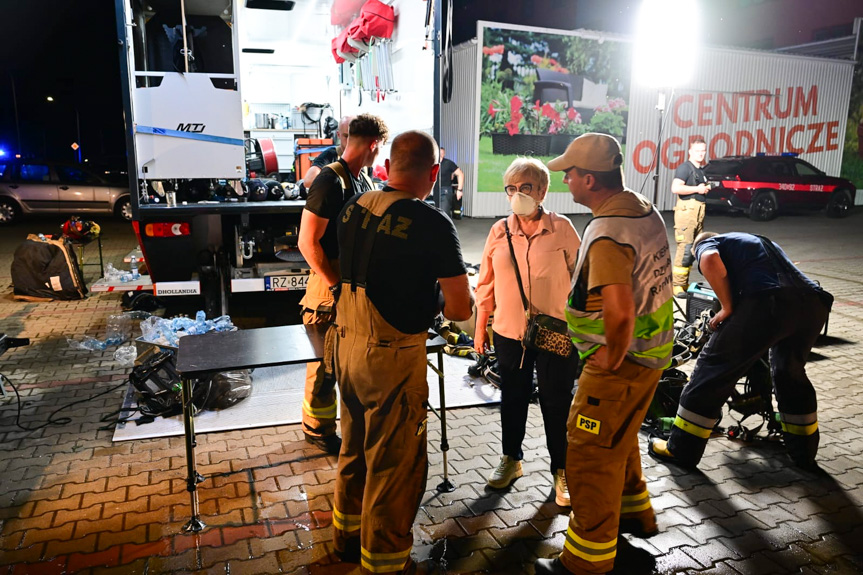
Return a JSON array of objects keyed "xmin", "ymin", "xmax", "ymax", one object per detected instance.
[{"xmin": 504, "ymin": 219, "xmax": 573, "ymax": 358}]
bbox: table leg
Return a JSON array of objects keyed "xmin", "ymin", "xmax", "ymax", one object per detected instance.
[
  {"xmin": 434, "ymin": 349, "xmax": 455, "ymax": 493},
  {"xmin": 181, "ymin": 376, "xmax": 206, "ymax": 532}
]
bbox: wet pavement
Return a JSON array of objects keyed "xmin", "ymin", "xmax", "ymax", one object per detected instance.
[{"xmin": 0, "ymin": 206, "xmax": 862, "ymax": 574}]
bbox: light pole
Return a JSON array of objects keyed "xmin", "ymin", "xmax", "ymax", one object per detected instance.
[
  {"xmin": 47, "ymin": 96, "xmax": 82, "ymax": 163},
  {"xmin": 634, "ymin": 0, "xmax": 699, "ymax": 207}
]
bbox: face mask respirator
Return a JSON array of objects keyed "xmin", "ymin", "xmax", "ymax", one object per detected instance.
[{"xmin": 510, "ymin": 192, "xmax": 539, "ymax": 216}]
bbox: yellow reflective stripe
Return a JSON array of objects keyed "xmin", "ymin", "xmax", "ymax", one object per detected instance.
[
  {"xmin": 781, "ymin": 421, "xmax": 819, "ymax": 436},
  {"xmin": 673, "ymin": 266, "xmax": 691, "ymax": 275},
  {"xmin": 620, "ymin": 500, "xmax": 652, "ymax": 513},
  {"xmin": 360, "ymin": 547, "xmax": 412, "ymax": 573},
  {"xmin": 302, "ymin": 399, "xmax": 337, "ymax": 419},
  {"xmin": 563, "ymin": 526, "xmax": 617, "ymax": 562},
  {"xmin": 332, "ymin": 507, "xmax": 361, "ymax": 532},
  {"xmin": 621, "ymin": 490, "xmax": 652, "ymax": 514},
  {"xmin": 673, "ymin": 415, "xmax": 713, "ymax": 439}
]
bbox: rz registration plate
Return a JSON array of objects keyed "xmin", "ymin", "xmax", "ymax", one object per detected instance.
[{"xmin": 264, "ymin": 274, "xmax": 309, "ymax": 291}]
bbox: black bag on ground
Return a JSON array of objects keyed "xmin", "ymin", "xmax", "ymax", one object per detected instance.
[{"xmin": 11, "ymin": 235, "xmax": 87, "ymax": 301}]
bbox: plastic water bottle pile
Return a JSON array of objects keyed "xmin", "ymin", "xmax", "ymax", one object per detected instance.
[
  {"xmin": 101, "ymin": 263, "xmax": 141, "ymax": 283},
  {"xmin": 139, "ymin": 311, "xmax": 235, "ymax": 348},
  {"xmin": 67, "ymin": 313, "xmax": 137, "ymax": 351}
]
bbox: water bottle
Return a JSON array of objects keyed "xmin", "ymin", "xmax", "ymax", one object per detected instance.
[{"xmin": 130, "ymin": 255, "xmax": 140, "ymax": 280}]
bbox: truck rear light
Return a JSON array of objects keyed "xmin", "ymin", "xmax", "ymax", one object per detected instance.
[{"xmin": 145, "ymin": 222, "xmax": 191, "ymax": 237}]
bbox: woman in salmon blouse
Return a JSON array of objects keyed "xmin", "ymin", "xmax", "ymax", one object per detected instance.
[{"xmin": 474, "ymin": 157, "xmax": 581, "ymax": 507}]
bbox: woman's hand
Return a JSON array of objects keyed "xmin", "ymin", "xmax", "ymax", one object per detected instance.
[{"xmin": 474, "ymin": 329, "xmax": 490, "ymax": 356}]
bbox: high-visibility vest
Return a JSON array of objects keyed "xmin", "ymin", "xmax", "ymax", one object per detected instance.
[{"xmin": 565, "ymin": 205, "xmax": 674, "ymax": 370}]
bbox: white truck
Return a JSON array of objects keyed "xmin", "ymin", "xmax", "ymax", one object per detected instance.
[{"xmin": 111, "ymin": 0, "xmax": 441, "ymax": 316}]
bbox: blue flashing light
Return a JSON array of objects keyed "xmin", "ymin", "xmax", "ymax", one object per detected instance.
[
  {"xmin": 755, "ymin": 152, "xmax": 765, "ymax": 156},
  {"xmin": 781, "ymin": 152, "xmax": 799, "ymax": 157},
  {"xmin": 0, "ymin": 149, "xmax": 6, "ymax": 157}
]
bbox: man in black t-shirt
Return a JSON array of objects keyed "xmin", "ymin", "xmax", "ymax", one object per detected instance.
[
  {"xmin": 296, "ymin": 114, "xmax": 389, "ymax": 454},
  {"xmin": 331, "ymin": 131, "xmax": 473, "ymax": 571},
  {"xmin": 433, "ymin": 147, "xmax": 464, "ymax": 218},
  {"xmin": 671, "ymin": 137, "xmax": 709, "ymax": 297}
]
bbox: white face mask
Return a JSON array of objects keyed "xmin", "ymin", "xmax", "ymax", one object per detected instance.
[{"xmin": 510, "ymin": 191, "xmax": 538, "ymax": 216}]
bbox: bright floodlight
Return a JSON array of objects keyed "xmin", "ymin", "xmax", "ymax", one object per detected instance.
[{"xmin": 634, "ymin": 0, "xmax": 700, "ymax": 87}]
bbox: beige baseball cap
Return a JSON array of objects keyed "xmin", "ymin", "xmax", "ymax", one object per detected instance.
[{"xmin": 547, "ymin": 132, "xmax": 623, "ymax": 172}]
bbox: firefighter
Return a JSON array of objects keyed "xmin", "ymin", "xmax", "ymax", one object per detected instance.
[
  {"xmin": 649, "ymin": 232, "xmax": 833, "ymax": 469},
  {"xmin": 671, "ymin": 137, "xmax": 710, "ymax": 298},
  {"xmin": 536, "ymin": 133, "xmax": 674, "ymax": 575},
  {"xmin": 332, "ymin": 130, "xmax": 473, "ymax": 573},
  {"xmin": 297, "ymin": 114, "xmax": 389, "ymax": 453}
]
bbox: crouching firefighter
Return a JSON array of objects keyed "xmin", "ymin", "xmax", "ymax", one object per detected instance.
[
  {"xmin": 537, "ymin": 133, "xmax": 675, "ymax": 575},
  {"xmin": 649, "ymin": 232, "xmax": 833, "ymax": 470},
  {"xmin": 332, "ymin": 130, "xmax": 473, "ymax": 573}
]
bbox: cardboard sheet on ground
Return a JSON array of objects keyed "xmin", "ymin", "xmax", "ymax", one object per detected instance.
[{"xmin": 112, "ymin": 354, "xmax": 499, "ymax": 442}]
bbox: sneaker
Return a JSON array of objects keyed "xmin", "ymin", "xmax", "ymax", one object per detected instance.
[
  {"xmin": 487, "ymin": 455, "xmax": 523, "ymax": 489},
  {"xmin": 305, "ymin": 433, "xmax": 342, "ymax": 455},
  {"xmin": 554, "ymin": 469, "xmax": 570, "ymax": 507}
]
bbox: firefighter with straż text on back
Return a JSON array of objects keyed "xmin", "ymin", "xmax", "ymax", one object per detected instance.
[
  {"xmin": 535, "ymin": 133, "xmax": 674, "ymax": 575},
  {"xmin": 671, "ymin": 137, "xmax": 710, "ymax": 298},
  {"xmin": 331, "ymin": 131, "xmax": 473, "ymax": 574},
  {"xmin": 297, "ymin": 114, "xmax": 389, "ymax": 454},
  {"xmin": 649, "ymin": 232, "xmax": 833, "ymax": 470}
]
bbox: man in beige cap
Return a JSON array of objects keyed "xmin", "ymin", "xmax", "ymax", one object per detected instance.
[{"xmin": 535, "ymin": 133, "xmax": 674, "ymax": 575}]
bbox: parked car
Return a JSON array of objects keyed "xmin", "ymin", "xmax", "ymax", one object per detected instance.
[
  {"xmin": 0, "ymin": 160, "xmax": 132, "ymax": 225},
  {"xmin": 703, "ymin": 154, "xmax": 856, "ymax": 221}
]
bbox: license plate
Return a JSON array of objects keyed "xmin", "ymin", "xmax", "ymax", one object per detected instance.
[{"xmin": 265, "ymin": 274, "xmax": 309, "ymax": 291}]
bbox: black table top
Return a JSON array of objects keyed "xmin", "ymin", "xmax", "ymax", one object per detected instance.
[{"xmin": 176, "ymin": 324, "xmax": 446, "ymax": 378}]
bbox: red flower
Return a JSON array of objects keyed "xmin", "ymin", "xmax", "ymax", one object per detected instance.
[
  {"xmin": 505, "ymin": 118, "xmax": 520, "ymax": 136},
  {"xmin": 541, "ymin": 103, "xmax": 559, "ymax": 121},
  {"xmin": 566, "ymin": 107, "xmax": 581, "ymax": 123},
  {"xmin": 492, "ymin": 45, "xmax": 504, "ymax": 55},
  {"xmin": 510, "ymin": 95, "xmax": 523, "ymax": 115},
  {"xmin": 530, "ymin": 54, "xmax": 542, "ymax": 65},
  {"xmin": 488, "ymin": 102, "xmax": 497, "ymax": 117},
  {"xmin": 534, "ymin": 100, "xmax": 542, "ymax": 112}
]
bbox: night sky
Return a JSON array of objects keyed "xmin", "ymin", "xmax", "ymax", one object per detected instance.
[{"xmin": 0, "ymin": 0, "xmax": 124, "ymax": 166}]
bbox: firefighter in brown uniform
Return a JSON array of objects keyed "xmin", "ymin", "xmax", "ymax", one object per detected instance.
[
  {"xmin": 536, "ymin": 133, "xmax": 674, "ymax": 575},
  {"xmin": 332, "ymin": 130, "xmax": 473, "ymax": 573},
  {"xmin": 297, "ymin": 114, "xmax": 389, "ymax": 453},
  {"xmin": 671, "ymin": 137, "xmax": 710, "ymax": 298}
]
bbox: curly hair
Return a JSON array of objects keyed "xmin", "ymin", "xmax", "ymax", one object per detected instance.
[{"xmin": 349, "ymin": 114, "xmax": 390, "ymax": 142}]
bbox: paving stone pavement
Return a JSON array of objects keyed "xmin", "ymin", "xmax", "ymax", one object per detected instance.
[{"xmin": 1, "ymin": 209, "xmax": 862, "ymax": 574}]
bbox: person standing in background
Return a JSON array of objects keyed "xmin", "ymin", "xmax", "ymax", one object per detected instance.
[
  {"xmin": 671, "ymin": 137, "xmax": 710, "ymax": 298},
  {"xmin": 302, "ymin": 115, "xmax": 353, "ymax": 189},
  {"xmin": 436, "ymin": 147, "xmax": 465, "ymax": 218}
]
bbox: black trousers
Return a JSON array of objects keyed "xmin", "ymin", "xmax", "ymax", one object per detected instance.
[
  {"xmin": 667, "ymin": 288, "xmax": 831, "ymax": 465},
  {"xmin": 493, "ymin": 331, "xmax": 579, "ymax": 472},
  {"xmin": 439, "ymin": 186, "xmax": 454, "ymax": 217}
]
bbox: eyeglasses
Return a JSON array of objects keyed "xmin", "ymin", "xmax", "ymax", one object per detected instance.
[{"xmin": 504, "ymin": 183, "xmax": 534, "ymax": 196}]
